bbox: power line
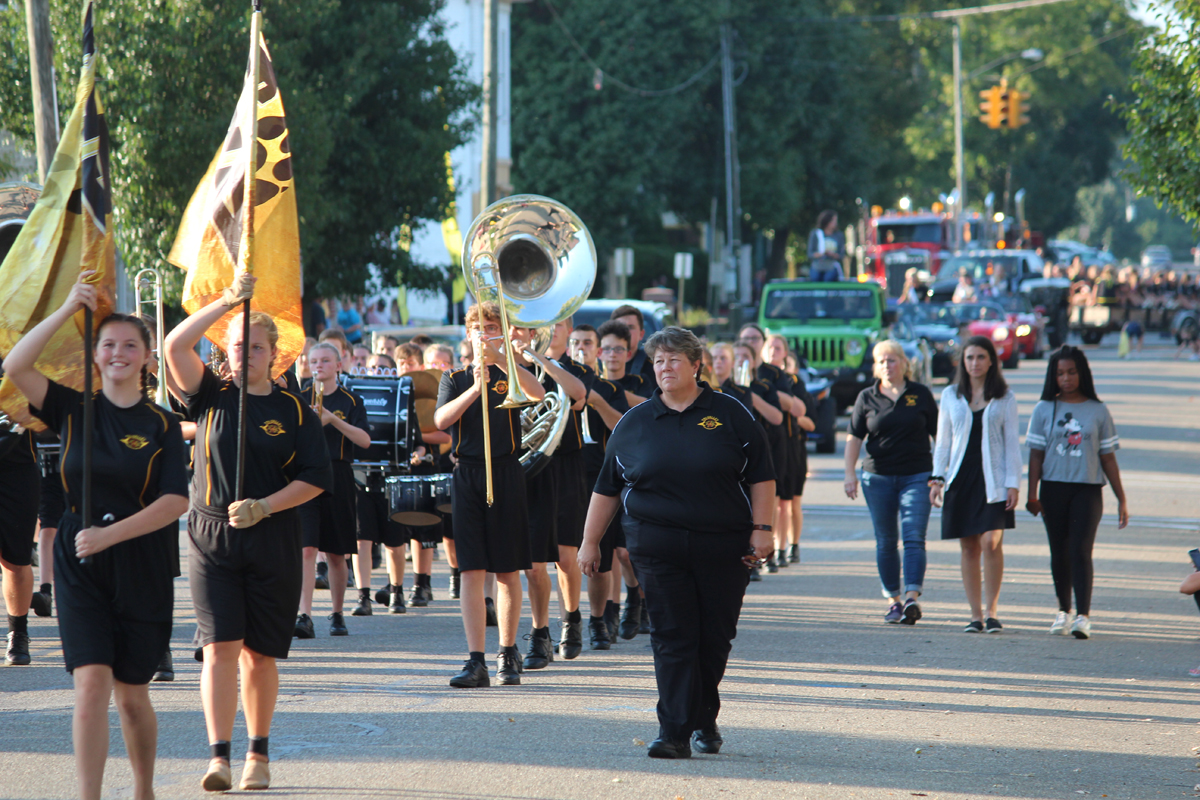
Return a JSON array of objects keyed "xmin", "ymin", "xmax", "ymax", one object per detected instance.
[
  {"xmin": 541, "ymin": 0, "xmax": 720, "ymax": 97},
  {"xmin": 1009, "ymin": 25, "xmax": 1134, "ymax": 78},
  {"xmin": 770, "ymin": 0, "xmax": 1087, "ymax": 24}
]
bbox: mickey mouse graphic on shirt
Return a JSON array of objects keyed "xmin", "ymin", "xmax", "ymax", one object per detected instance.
[{"xmin": 1055, "ymin": 412, "xmax": 1085, "ymax": 458}]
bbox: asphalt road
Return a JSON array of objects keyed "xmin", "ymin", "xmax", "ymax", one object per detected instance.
[{"xmin": 2, "ymin": 338, "xmax": 1198, "ymax": 800}]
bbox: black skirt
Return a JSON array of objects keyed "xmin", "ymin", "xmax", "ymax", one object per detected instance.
[{"xmin": 941, "ymin": 409, "xmax": 1015, "ymax": 540}]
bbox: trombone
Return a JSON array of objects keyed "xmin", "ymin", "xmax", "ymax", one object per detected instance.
[{"xmin": 135, "ymin": 268, "xmax": 171, "ymax": 411}]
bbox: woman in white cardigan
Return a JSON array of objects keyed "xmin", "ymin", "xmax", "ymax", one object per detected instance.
[{"xmin": 930, "ymin": 336, "xmax": 1022, "ymax": 633}]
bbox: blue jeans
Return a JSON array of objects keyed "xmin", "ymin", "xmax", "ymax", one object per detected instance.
[{"xmin": 860, "ymin": 470, "xmax": 932, "ymax": 598}]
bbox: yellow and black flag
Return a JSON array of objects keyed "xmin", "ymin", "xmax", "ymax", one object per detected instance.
[
  {"xmin": 168, "ymin": 22, "xmax": 303, "ymax": 376},
  {"xmin": 0, "ymin": 1, "xmax": 116, "ymax": 429}
]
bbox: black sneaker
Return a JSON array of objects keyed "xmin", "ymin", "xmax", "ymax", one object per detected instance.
[
  {"xmin": 787, "ymin": 544, "xmax": 800, "ymax": 563},
  {"xmin": 388, "ymin": 587, "xmax": 407, "ymax": 614},
  {"xmin": 900, "ymin": 599, "xmax": 922, "ymax": 626},
  {"xmin": 448, "ymin": 570, "xmax": 461, "ymax": 600},
  {"xmin": 294, "ymin": 613, "xmax": 315, "ymax": 639},
  {"xmin": 314, "ymin": 562, "xmax": 330, "ymax": 591},
  {"xmin": 748, "ymin": 567, "xmax": 762, "ymax": 582},
  {"xmin": 484, "ymin": 597, "xmax": 498, "ymax": 627},
  {"xmin": 329, "ymin": 612, "xmax": 349, "ymax": 636},
  {"xmin": 522, "ymin": 629, "xmax": 554, "ymax": 670},
  {"xmin": 588, "ymin": 616, "xmax": 611, "ymax": 650},
  {"xmin": 985, "ymin": 617, "xmax": 1003, "ymax": 634},
  {"xmin": 409, "ymin": 584, "xmax": 433, "ymax": 608},
  {"xmin": 639, "ymin": 603, "xmax": 650, "ymax": 635},
  {"xmin": 558, "ymin": 618, "xmax": 582, "ymax": 659},
  {"xmin": 647, "ymin": 738, "xmax": 691, "ymax": 759},
  {"xmin": 152, "ymin": 649, "xmax": 174, "ymax": 682},
  {"xmin": 496, "ymin": 645, "xmax": 522, "ymax": 685},
  {"xmin": 619, "ymin": 594, "xmax": 642, "ymax": 640},
  {"xmin": 449, "ymin": 658, "xmax": 490, "ymax": 688},
  {"xmin": 692, "ymin": 726, "xmax": 723, "ymax": 754},
  {"xmin": 963, "ymin": 620, "xmax": 984, "ymax": 633},
  {"xmin": 374, "ymin": 583, "xmax": 392, "ymax": 605},
  {"xmin": 352, "ymin": 595, "xmax": 372, "ymax": 616},
  {"xmin": 766, "ymin": 555, "xmax": 778, "ymax": 574},
  {"xmin": 30, "ymin": 591, "xmax": 52, "ymax": 618},
  {"xmin": 774, "ymin": 549, "xmax": 788, "ymax": 568},
  {"xmin": 5, "ymin": 631, "xmax": 30, "ymax": 666},
  {"xmin": 604, "ymin": 603, "xmax": 619, "ymax": 643}
]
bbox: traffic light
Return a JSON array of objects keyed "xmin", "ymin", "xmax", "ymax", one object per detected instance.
[
  {"xmin": 979, "ymin": 86, "xmax": 1007, "ymax": 129},
  {"xmin": 1006, "ymin": 88, "xmax": 1030, "ymax": 128}
]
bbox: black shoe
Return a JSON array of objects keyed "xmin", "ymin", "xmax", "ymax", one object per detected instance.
[
  {"xmin": 766, "ymin": 555, "xmax": 778, "ymax": 574},
  {"xmin": 409, "ymin": 584, "xmax": 433, "ymax": 608},
  {"xmin": 900, "ymin": 599, "xmax": 922, "ymax": 626},
  {"xmin": 152, "ymin": 649, "xmax": 174, "ymax": 682},
  {"xmin": 485, "ymin": 597, "xmax": 498, "ymax": 627},
  {"xmin": 787, "ymin": 544, "xmax": 800, "ymax": 563},
  {"xmin": 449, "ymin": 570, "xmax": 461, "ymax": 600},
  {"xmin": 774, "ymin": 549, "xmax": 788, "ymax": 568},
  {"xmin": 5, "ymin": 631, "xmax": 30, "ymax": 666},
  {"xmin": 985, "ymin": 617, "xmax": 1003, "ymax": 634},
  {"xmin": 522, "ymin": 629, "xmax": 554, "ymax": 670},
  {"xmin": 314, "ymin": 562, "xmax": 329, "ymax": 590},
  {"xmin": 692, "ymin": 726, "xmax": 723, "ymax": 754},
  {"xmin": 30, "ymin": 591, "xmax": 52, "ymax": 618},
  {"xmin": 639, "ymin": 603, "xmax": 650, "ymax": 635},
  {"xmin": 352, "ymin": 595, "xmax": 372, "ymax": 616},
  {"xmin": 647, "ymin": 738, "xmax": 691, "ymax": 759},
  {"xmin": 294, "ymin": 613, "xmax": 315, "ymax": 639},
  {"xmin": 388, "ymin": 588, "xmax": 407, "ymax": 614},
  {"xmin": 329, "ymin": 612, "xmax": 349, "ymax": 636},
  {"xmin": 619, "ymin": 594, "xmax": 642, "ymax": 640},
  {"xmin": 374, "ymin": 583, "xmax": 392, "ymax": 605},
  {"xmin": 588, "ymin": 616, "xmax": 611, "ymax": 650},
  {"xmin": 963, "ymin": 620, "xmax": 984, "ymax": 633},
  {"xmin": 748, "ymin": 567, "xmax": 762, "ymax": 582},
  {"xmin": 558, "ymin": 619, "xmax": 582, "ymax": 659},
  {"xmin": 449, "ymin": 658, "xmax": 490, "ymax": 688},
  {"xmin": 604, "ymin": 603, "xmax": 619, "ymax": 643},
  {"xmin": 496, "ymin": 646, "xmax": 522, "ymax": 685}
]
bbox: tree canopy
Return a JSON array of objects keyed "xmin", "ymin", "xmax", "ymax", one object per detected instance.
[{"xmin": 0, "ymin": 0, "xmax": 476, "ymax": 302}]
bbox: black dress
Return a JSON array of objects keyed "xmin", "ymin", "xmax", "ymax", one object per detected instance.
[{"xmin": 941, "ymin": 408, "xmax": 1015, "ymax": 540}]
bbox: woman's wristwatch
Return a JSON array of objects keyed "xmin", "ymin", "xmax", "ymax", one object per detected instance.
[{"xmin": 752, "ymin": 524, "xmax": 772, "ymax": 532}]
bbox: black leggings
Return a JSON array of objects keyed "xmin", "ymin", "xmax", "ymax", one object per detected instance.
[{"xmin": 1039, "ymin": 481, "xmax": 1103, "ymax": 616}]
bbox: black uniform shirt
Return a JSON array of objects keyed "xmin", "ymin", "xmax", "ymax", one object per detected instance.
[
  {"xmin": 717, "ymin": 378, "xmax": 778, "ymax": 431},
  {"xmin": 549, "ymin": 356, "xmax": 589, "ymax": 456},
  {"xmin": 627, "ymin": 346, "xmax": 658, "ymax": 384},
  {"xmin": 187, "ymin": 367, "xmax": 333, "ymax": 510},
  {"xmin": 848, "ymin": 381, "xmax": 938, "ymax": 476},
  {"xmin": 31, "ymin": 381, "xmax": 189, "ymax": 520},
  {"xmin": 790, "ymin": 380, "xmax": 815, "ymax": 441},
  {"xmin": 758, "ymin": 362, "xmax": 794, "ymax": 438},
  {"xmin": 580, "ymin": 369, "xmax": 629, "ymax": 476},
  {"xmin": 614, "ymin": 371, "xmax": 652, "ymax": 400},
  {"xmin": 437, "ymin": 365, "xmax": 523, "ymax": 463},
  {"xmin": 299, "ymin": 383, "xmax": 369, "ymax": 463},
  {"xmin": 0, "ymin": 427, "xmax": 36, "ymax": 468},
  {"xmin": 595, "ymin": 383, "xmax": 775, "ymax": 533}
]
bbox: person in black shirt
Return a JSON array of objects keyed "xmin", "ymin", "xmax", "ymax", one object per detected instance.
[
  {"xmin": 579, "ymin": 327, "xmax": 775, "ymax": 760},
  {"xmin": 0, "ymin": 389, "xmax": 40, "ymax": 666},
  {"xmin": 765, "ymin": 334, "xmax": 816, "ymax": 564},
  {"xmin": 434, "ymin": 302, "xmax": 544, "ymax": 688},
  {"xmin": 610, "ymin": 304, "xmax": 658, "ymax": 384},
  {"xmin": 844, "ymin": 340, "xmax": 938, "ymax": 626},
  {"xmin": 6, "ymin": 274, "xmax": 189, "ymax": 800},
  {"xmin": 165, "ymin": 274, "xmax": 333, "ymax": 792},
  {"xmin": 295, "ymin": 342, "xmax": 370, "ymax": 637}
]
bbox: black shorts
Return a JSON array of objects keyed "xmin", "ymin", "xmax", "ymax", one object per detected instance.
[
  {"xmin": 451, "ymin": 458, "xmax": 530, "ymax": 573},
  {"xmin": 597, "ymin": 513, "xmax": 621, "ymax": 574},
  {"xmin": 55, "ymin": 512, "xmax": 173, "ymax": 684},
  {"xmin": 356, "ymin": 481, "xmax": 408, "ymax": 548},
  {"xmin": 38, "ymin": 470, "xmax": 65, "ymax": 530},
  {"xmin": 768, "ymin": 429, "xmax": 791, "ymax": 500},
  {"xmin": 0, "ymin": 460, "xmax": 40, "ymax": 567},
  {"xmin": 188, "ymin": 505, "xmax": 302, "ymax": 660},
  {"xmin": 554, "ymin": 450, "xmax": 588, "ymax": 549},
  {"xmin": 788, "ymin": 436, "xmax": 808, "ymax": 498},
  {"xmin": 527, "ymin": 460, "xmax": 559, "ymax": 563},
  {"xmin": 299, "ymin": 461, "xmax": 357, "ymax": 555}
]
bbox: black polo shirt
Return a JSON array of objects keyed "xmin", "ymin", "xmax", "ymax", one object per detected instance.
[
  {"xmin": 299, "ymin": 384, "xmax": 369, "ymax": 463},
  {"xmin": 790, "ymin": 381, "xmax": 815, "ymax": 441},
  {"xmin": 717, "ymin": 378, "xmax": 778, "ymax": 432},
  {"xmin": 627, "ymin": 346, "xmax": 657, "ymax": 383},
  {"xmin": 542, "ymin": 356, "xmax": 589, "ymax": 456},
  {"xmin": 848, "ymin": 381, "xmax": 938, "ymax": 476},
  {"xmin": 614, "ymin": 371, "xmax": 652, "ymax": 400},
  {"xmin": 436, "ymin": 365, "xmax": 523, "ymax": 464},
  {"xmin": 581, "ymin": 368, "xmax": 629, "ymax": 475},
  {"xmin": 595, "ymin": 383, "xmax": 774, "ymax": 533}
]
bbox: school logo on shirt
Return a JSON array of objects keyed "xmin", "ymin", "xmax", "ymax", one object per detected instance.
[
  {"xmin": 334, "ymin": 410, "xmax": 346, "ymax": 420},
  {"xmin": 904, "ymin": 395, "xmax": 918, "ymax": 407},
  {"xmin": 120, "ymin": 434, "xmax": 149, "ymax": 450},
  {"xmin": 493, "ymin": 380, "xmax": 508, "ymax": 396},
  {"xmin": 260, "ymin": 420, "xmax": 286, "ymax": 436},
  {"xmin": 698, "ymin": 415, "xmax": 723, "ymax": 430}
]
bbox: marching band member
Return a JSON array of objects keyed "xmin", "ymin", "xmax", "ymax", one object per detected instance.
[
  {"xmin": 609, "ymin": 304, "xmax": 657, "ymax": 383},
  {"xmin": 765, "ymin": 334, "xmax": 815, "ymax": 564},
  {"xmin": 166, "ymin": 274, "xmax": 332, "ymax": 792},
  {"xmin": 7, "ymin": 273, "xmax": 189, "ymax": 799},
  {"xmin": 0, "ymin": 357, "xmax": 41, "ymax": 666},
  {"xmin": 434, "ymin": 302, "xmax": 544, "ymax": 687},
  {"xmin": 295, "ymin": 342, "xmax": 370, "ymax": 637},
  {"xmin": 30, "ymin": 429, "xmax": 61, "ymax": 621}
]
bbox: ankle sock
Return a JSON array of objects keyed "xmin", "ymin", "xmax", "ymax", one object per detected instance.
[
  {"xmin": 469, "ymin": 650, "xmax": 486, "ymax": 665},
  {"xmin": 451, "ymin": 567, "xmax": 460, "ymax": 579},
  {"xmin": 566, "ymin": 609, "xmax": 581, "ymax": 623},
  {"xmin": 625, "ymin": 584, "xmax": 639, "ymax": 602},
  {"xmin": 248, "ymin": 736, "xmax": 269, "ymax": 758},
  {"xmin": 8, "ymin": 614, "xmax": 27, "ymax": 634},
  {"xmin": 210, "ymin": 740, "xmax": 231, "ymax": 760}
]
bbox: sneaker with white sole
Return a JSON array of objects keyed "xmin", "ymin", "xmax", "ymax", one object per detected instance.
[
  {"xmin": 1070, "ymin": 614, "xmax": 1091, "ymax": 639},
  {"xmin": 1049, "ymin": 610, "xmax": 1070, "ymax": 635}
]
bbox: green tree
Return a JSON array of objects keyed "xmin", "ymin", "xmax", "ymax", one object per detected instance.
[{"xmin": 0, "ymin": 0, "xmax": 475, "ymax": 304}]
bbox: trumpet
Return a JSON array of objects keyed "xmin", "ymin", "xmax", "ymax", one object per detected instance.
[
  {"xmin": 312, "ymin": 375, "xmax": 324, "ymax": 417},
  {"xmin": 734, "ymin": 359, "xmax": 753, "ymax": 388},
  {"xmin": 135, "ymin": 268, "xmax": 171, "ymax": 411}
]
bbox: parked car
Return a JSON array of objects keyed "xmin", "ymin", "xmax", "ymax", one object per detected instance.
[
  {"xmin": 930, "ymin": 302, "xmax": 1020, "ymax": 369},
  {"xmin": 992, "ymin": 293, "xmax": 1047, "ymax": 359},
  {"xmin": 572, "ymin": 298, "xmax": 673, "ymax": 336},
  {"xmin": 927, "ymin": 250, "xmax": 1045, "ymax": 303},
  {"xmin": 1141, "ymin": 244, "xmax": 1174, "ymax": 271},
  {"xmin": 1019, "ymin": 277, "xmax": 1072, "ymax": 349},
  {"xmin": 896, "ymin": 302, "xmax": 960, "ymax": 380}
]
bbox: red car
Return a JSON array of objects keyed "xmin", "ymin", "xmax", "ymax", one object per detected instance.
[
  {"xmin": 937, "ymin": 302, "xmax": 1021, "ymax": 369},
  {"xmin": 993, "ymin": 293, "xmax": 1047, "ymax": 360}
]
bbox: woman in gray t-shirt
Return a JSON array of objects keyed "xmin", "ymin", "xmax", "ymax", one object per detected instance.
[{"xmin": 1026, "ymin": 346, "xmax": 1128, "ymax": 641}]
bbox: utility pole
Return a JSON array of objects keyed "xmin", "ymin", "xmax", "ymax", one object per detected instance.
[
  {"xmin": 952, "ymin": 21, "xmax": 965, "ymax": 250},
  {"xmin": 720, "ymin": 23, "xmax": 743, "ymax": 304},
  {"xmin": 479, "ymin": 0, "xmax": 498, "ymax": 211},
  {"xmin": 26, "ymin": 0, "xmax": 58, "ymax": 182}
]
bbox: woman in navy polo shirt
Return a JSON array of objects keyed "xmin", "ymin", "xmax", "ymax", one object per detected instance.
[
  {"xmin": 578, "ymin": 327, "xmax": 775, "ymax": 760},
  {"xmin": 844, "ymin": 340, "xmax": 938, "ymax": 625}
]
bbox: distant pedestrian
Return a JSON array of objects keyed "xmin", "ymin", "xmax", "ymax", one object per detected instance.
[
  {"xmin": 844, "ymin": 341, "xmax": 938, "ymax": 625},
  {"xmin": 1025, "ymin": 345, "xmax": 1128, "ymax": 640},
  {"xmin": 807, "ymin": 211, "xmax": 844, "ymax": 282},
  {"xmin": 930, "ymin": 336, "xmax": 1020, "ymax": 633}
]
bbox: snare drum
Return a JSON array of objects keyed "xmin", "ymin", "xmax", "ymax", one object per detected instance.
[
  {"xmin": 387, "ymin": 475, "xmax": 440, "ymax": 526},
  {"xmin": 431, "ymin": 474, "xmax": 452, "ymax": 515}
]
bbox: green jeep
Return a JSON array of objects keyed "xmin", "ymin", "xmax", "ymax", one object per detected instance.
[{"xmin": 758, "ymin": 281, "xmax": 894, "ymax": 414}]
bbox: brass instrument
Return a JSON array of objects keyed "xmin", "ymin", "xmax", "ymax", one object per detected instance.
[
  {"xmin": 311, "ymin": 374, "xmax": 324, "ymax": 416},
  {"xmin": 134, "ymin": 268, "xmax": 171, "ymax": 411},
  {"xmin": 461, "ymin": 195, "xmax": 596, "ymax": 503},
  {"xmin": 734, "ymin": 359, "xmax": 753, "ymax": 388},
  {"xmin": 574, "ymin": 344, "xmax": 597, "ymax": 446}
]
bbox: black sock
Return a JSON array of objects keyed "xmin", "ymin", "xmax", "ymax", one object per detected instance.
[
  {"xmin": 626, "ymin": 584, "xmax": 639, "ymax": 602},
  {"xmin": 417, "ymin": 573, "xmax": 431, "ymax": 588},
  {"xmin": 358, "ymin": 587, "xmax": 370, "ymax": 600},
  {"xmin": 39, "ymin": 583, "xmax": 51, "ymax": 596},
  {"xmin": 469, "ymin": 651, "xmax": 486, "ymax": 665},
  {"xmin": 566, "ymin": 609, "xmax": 581, "ymax": 623},
  {"xmin": 8, "ymin": 614, "xmax": 27, "ymax": 634},
  {"xmin": 534, "ymin": 626, "xmax": 550, "ymax": 639},
  {"xmin": 451, "ymin": 567, "xmax": 460, "ymax": 578},
  {"xmin": 590, "ymin": 615, "xmax": 604, "ymax": 622},
  {"xmin": 248, "ymin": 736, "xmax": 269, "ymax": 758},
  {"xmin": 605, "ymin": 600, "xmax": 618, "ymax": 616},
  {"xmin": 210, "ymin": 740, "xmax": 231, "ymax": 760}
]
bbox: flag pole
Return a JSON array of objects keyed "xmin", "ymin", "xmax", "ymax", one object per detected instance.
[
  {"xmin": 80, "ymin": 1, "xmax": 97, "ymax": 562},
  {"xmin": 235, "ymin": 0, "xmax": 262, "ymax": 500}
]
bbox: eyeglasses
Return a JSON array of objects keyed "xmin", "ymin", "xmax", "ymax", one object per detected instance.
[{"xmin": 600, "ymin": 346, "xmax": 628, "ymax": 355}]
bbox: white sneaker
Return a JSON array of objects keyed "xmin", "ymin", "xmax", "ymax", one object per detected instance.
[
  {"xmin": 1071, "ymin": 614, "xmax": 1091, "ymax": 639},
  {"xmin": 1049, "ymin": 611, "xmax": 1070, "ymax": 635}
]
